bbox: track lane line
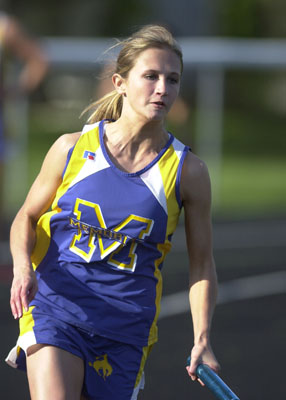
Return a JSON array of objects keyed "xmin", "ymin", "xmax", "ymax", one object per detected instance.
[{"xmin": 159, "ymin": 270, "xmax": 286, "ymax": 319}]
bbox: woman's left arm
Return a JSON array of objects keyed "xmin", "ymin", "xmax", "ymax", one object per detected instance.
[{"xmin": 180, "ymin": 151, "xmax": 220, "ymax": 383}]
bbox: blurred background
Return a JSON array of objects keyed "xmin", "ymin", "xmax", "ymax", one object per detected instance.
[{"xmin": 0, "ymin": 0, "xmax": 285, "ymax": 399}]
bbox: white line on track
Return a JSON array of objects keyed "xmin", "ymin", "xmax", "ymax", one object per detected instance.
[{"xmin": 159, "ymin": 270, "xmax": 286, "ymax": 320}]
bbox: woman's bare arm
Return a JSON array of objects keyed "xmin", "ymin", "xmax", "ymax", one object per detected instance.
[
  {"xmin": 10, "ymin": 132, "xmax": 80, "ymax": 319},
  {"xmin": 180, "ymin": 152, "xmax": 220, "ymax": 382}
]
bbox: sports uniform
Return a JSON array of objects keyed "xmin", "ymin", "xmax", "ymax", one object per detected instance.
[{"xmin": 6, "ymin": 119, "xmax": 189, "ymax": 398}]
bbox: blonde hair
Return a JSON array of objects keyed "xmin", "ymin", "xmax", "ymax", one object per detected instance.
[{"xmin": 84, "ymin": 25, "xmax": 183, "ymax": 123}]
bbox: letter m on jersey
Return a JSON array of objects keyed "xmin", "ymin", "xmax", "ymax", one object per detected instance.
[{"xmin": 69, "ymin": 198, "xmax": 154, "ymax": 272}]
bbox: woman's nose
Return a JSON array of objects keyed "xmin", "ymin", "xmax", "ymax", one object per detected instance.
[{"xmin": 156, "ymin": 78, "xmax": 168, "ymax": 94}]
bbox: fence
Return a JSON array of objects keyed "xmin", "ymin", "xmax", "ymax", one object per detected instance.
[{"xmin": 4, "ymin": 37, "xmax": 286, "ymax": 213}]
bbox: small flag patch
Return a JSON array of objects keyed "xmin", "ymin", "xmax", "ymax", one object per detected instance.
[{"xmin": 83, "ymin": 150, "xmax": 96, "ymax": 161}]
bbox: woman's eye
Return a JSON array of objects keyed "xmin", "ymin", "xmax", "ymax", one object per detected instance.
[
  {"xmin": 145, "ymin": 74, "xmax": 157, "ymax": 80},
  {"xmin": 168, "ymin": 77, "xmax": 179, "ymax": 84}
]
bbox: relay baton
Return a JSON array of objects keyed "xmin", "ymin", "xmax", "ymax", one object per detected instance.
[{"xmin": 186, "ymin": 356, "xmax": 240, "ymax": 400}]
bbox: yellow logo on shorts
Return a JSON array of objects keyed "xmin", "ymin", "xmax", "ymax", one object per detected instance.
[{"xmin": 89, "ymin": 354, "xmax": 113, "ymax": 380}]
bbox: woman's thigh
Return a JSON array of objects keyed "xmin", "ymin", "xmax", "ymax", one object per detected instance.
[{"xmin": 27, "ymin": 344, "xmax": 84, "ymax": 400}]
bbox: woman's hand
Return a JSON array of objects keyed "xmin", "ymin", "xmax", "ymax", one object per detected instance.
[
  {"xmin": 186, "ymin": 342, "xmax": 220, "ymax": 385},
  {"xmin": 10, "ymin": 265, "xmax": 38, "ymax": 319}
]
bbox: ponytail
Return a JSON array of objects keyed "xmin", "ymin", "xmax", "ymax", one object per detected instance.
[{"xmin": 82, "ymin": 90, "xmax": 122, "ymax": 123}]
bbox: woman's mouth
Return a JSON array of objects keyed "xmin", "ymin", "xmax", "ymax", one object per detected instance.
[{"xmin": 152, "ymin": 101, "xmax": 166, "ymax": 108}]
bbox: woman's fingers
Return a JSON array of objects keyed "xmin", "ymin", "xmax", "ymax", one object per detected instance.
[{"xmin": 10, "ymin": 271, "xmax": 38, "ymax": 318}]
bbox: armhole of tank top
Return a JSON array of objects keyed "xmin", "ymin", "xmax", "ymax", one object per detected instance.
[
  {"xmin": 61, "ymin": 125, "xmax": 88, "ymax": 179},
  {"xmin": 175, "ymin": 146, "xmax": 191, "ymax": 209},
  {"xmin": 62, "ymin": 144, "xmax": 76, "ymax": 178}
]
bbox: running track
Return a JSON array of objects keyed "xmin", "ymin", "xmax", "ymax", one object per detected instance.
[{"xmin": 1, "ymin": 218, "xmax": 285, "ymax": 399}]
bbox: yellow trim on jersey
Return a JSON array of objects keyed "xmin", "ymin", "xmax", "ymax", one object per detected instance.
[
  {"xmin": 157, "ymin": 145, "xmax": 181, "ymax": 238},
  {"xmin": 19, "ymin": 306, "xmax": 35, "ymax": 336},
  {"xmin": 31, "ymin": 209, "xmax": 59, "ymax": 269},
  {"xmin": 147, "ymin": 139, "xmax": 185, "ymax": 345},
  {"xmin": 148, "ymin": 242, "xmax": 171, "ymax": 345},
  {"xmin": 134, "ymin": 344, "xmax": 153, "ymax": 388},
  {"xmin": 52, "ymin": 125, "xmax": 101, "ymax": 210}
]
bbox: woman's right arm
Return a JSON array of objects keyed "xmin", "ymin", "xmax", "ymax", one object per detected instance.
[{"xmin": 10, "ymin": 132, "xmax": 80, "ymax": 319}]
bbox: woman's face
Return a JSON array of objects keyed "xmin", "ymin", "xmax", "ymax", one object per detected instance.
[{"xmin": 117, "ymin": 47, "xmax": 181, "ymax": 123}]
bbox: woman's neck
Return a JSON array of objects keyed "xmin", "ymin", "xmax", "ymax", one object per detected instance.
[
  {"xmin": 103, "ymin": 118, "xmax": 169, "ymax": 173},
  {"xmin": 105, "ymin": 117, "xmax": 168, "ymax": 151}
]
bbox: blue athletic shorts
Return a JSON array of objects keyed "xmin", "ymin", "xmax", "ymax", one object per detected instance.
[{"xmin": 6, "ymin": 310, "xmax": 151, "ymax": 400}]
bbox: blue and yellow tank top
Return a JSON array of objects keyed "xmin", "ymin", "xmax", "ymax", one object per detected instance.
[{"xmin": 30, "ymin": 119, "xmax": 189, "ymax": 346}]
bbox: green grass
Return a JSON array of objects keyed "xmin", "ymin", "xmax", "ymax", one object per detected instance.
[{"xmin": 214, "ymin": 156, "xmax": 286, "ymax": 218}]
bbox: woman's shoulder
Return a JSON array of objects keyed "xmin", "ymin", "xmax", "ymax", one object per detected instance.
[
  {"xmin": 43, "ymin": 132, "xmax": 81, "ymax": 170},
  {"xmin": 55, "ymin": 132, "xmax": 81, "ymax": 150},
  {"xmin": 182, "ymin": 151, "xmax": 209, "ymax": 179},
  {"xmin": 180, "ymin": 151, "xmax": 211, "ymax": 203},
  {"xmin": 47, "ymin": 132, "xmax": 81, "ymax": 158}
]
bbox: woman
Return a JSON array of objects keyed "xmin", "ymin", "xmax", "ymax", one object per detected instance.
[{"xmin": 6, "ymin": 25, "xmax": 219, "ymax": 399}]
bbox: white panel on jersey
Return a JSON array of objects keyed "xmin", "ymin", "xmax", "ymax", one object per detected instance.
[
  {"xmin": 172, "ymin": 137, "xmax": 185, "ymax": 160},
  {"xmin": 141, "ymin": 163, "xmax": 168, "ymax": 214},
  {"xmin": 69, "ymin": 146, "xmax": 110, "ymax": 188},
  {"xmin": 81, "ymin": 121, "xmax": 100, "ymax": 134}
]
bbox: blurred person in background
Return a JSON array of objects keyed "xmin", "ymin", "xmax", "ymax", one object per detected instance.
[
  {"xmin": 0, "ymin": 12, "xmax": 49, "ymax": 239},
  {"xmin": 6, "ymin": 24, "xmax": 219, "ymax": 399}
]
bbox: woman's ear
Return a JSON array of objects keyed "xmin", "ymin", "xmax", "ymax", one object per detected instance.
[{"xmin": 112, "ymin": 73, "xmax": 126, "ymax": 95}]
